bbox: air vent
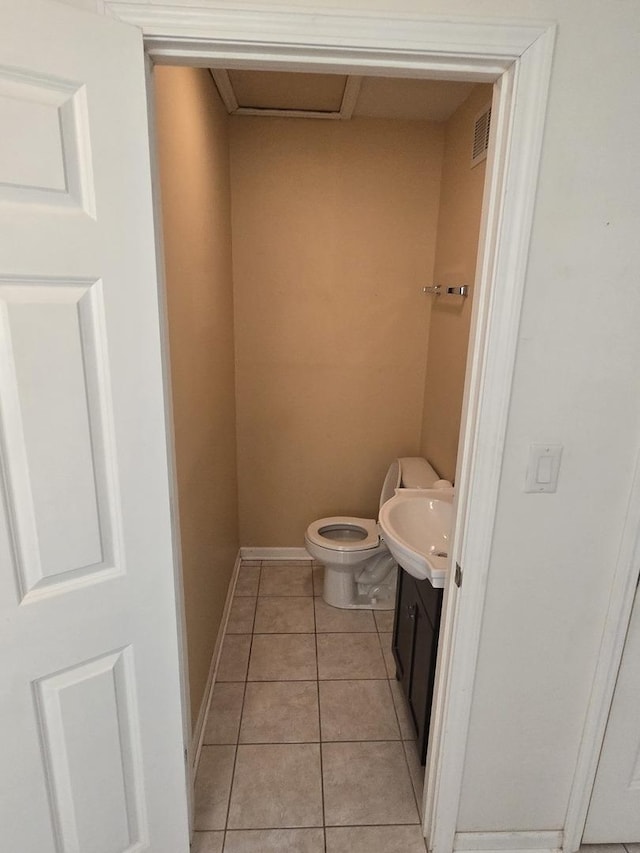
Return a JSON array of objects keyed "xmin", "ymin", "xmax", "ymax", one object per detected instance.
[{"xmin": 471, "ymin": 103, "xmax": 491, "ymax": 167}]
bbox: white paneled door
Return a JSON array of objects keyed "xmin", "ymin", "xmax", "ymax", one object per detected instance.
[
  {"xmin": 0, "ymin": 2, "xmax": 190, "ymax": 851},
  {"xmin": 584, "ymin": 583, "xmax": 640, "ymax": 843}
]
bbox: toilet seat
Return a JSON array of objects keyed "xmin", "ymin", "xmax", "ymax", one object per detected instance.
[{"xmin": 305, "ymin": 516, "xmax": 380, "ymax": 552}]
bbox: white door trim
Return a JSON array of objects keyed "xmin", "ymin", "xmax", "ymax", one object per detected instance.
[
  {"xmin": 143, "ymin": 56, "xmax": 193, "ymax": 830},
  {"xmin": 563, "ymin": 449, "xmax": 640, "ymax": 850},
  {"xmin": 103, "ymin": 4, "xmax": 557, "ymax": 851}
]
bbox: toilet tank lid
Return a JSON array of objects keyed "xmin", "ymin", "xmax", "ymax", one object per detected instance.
[
  {"xmin": 398, "ymin": 457, "xmax": 440, "ymax": 489},
  {"xmin": 379, "ymin": 460, "xmax": 402, "ymax": 511}
]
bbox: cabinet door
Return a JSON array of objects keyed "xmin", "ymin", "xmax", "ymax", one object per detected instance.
[
  {"xmin": 393, "ymin": 570, "xmax": 418, "ymax": 697},
  {"xmin": 409, "ymin": 599, "xmax": 437, "ymax": 762}
]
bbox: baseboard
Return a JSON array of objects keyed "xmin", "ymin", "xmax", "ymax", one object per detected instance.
[
  {"xmin": 453, "ymin": 831, "xmax": 564, "ymax": 853},
  {"xmin": 240, "ymin": 546, "xmax": 312, "ymax": 561},
  {"xmin": 190, "ymin": 549, "xmax": 243, "ymax": 777}
]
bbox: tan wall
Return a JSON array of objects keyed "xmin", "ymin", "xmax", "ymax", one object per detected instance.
[
  {"xmin": 154, "ymin": 66, "xmax": 239, "ymax": 727},
  {"xmin": 420, "ymin": 84, "xmax": 492, "ymax": 481},
  {"xmin": 230, "ymin": 117, "xmax": 444, "ymax": 545}
]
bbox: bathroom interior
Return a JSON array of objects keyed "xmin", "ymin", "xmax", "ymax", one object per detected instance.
[{"xmin": 153, "ymin": 65, "xmax": 489, "ymax": 851}]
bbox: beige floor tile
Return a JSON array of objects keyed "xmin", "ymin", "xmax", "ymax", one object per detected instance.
[
  {"xmin": 389, "ymin": 678, "xmax": 417, "ymax": 740},
  {"xmin": 322, "ymin": 741, "xmax": 419, "ymax": 826},
  {"xmin": 240, "ymin": 560, "xmax": 261, "ymax": 566},
  {"xmin": 204, "ymin": 683, "xmax": 245, "ymax": 744},
  {"xmin": 379, "ymin": 632, "xmax": 397, "ymax": 678},
  {"xmin": 578, "ymin": 848, "xmax": 627, "ymax": 853},
  {"xmin": 625, "ymin": 846, "xmax": 640, "ymax": 853},
  {"xmin": 403, "ymin": 738, "xmax": 425, "ymax": 817},
  {"xmin": 328, "ymin": 826, "xmax": 427, "ymax": 853},
  {"xmin": 312, "ymin": 565, "xmax": 324, "ymax": 596},
  {"xmin": 319, "ymin": 680, "xmax": 400, "ymax": 741},
  {"xmin": 194, "ymin": 745, "xmax": 236, "ymax": 830},
  {"xmin": 259, "ymin": 564, "xmax": 313, "ymax": 596},
  {"xmin": 240, "ymin": 681, "xmax": 319, "ymax": 743},
  {"xmin": 325, "ymin": 825, "xmax": 427, "ymax": 853},
  {"xmin": 217, "ymin": 635, "xmax": 252, "ymax": 682},
  {"xmin": 579, "ymin": 848, "xmax": 627, "ymax": 853},
  {"xmin": 227, "ymin": 597, "xmax": 257, "ymax": 634},
  {"xmin": 248, "ymin": 634, "xmax": 317, "ymax": 681},
  {"xmin": 374, "ymin": 609, "xmax": 395, "ymax": 633},
  {"xmin": 235, "ymin": 566, "xmax": 261, "ymax": 597},
  {"xmin": 227, "ymin": 743, "xmax": 323, "ymax": 829},
  {"xmin": 317, "ymin": 633, "xmax": 386, "ymax": 680},
  {"xmin": 254, "ymin": 596, "xmax": 315, "ymax": 633},
  {"xmin": 224, "ymin": 828, "xmax": 324, "ymax": 852},
  {"xmin": 314, "ymin": 598, "xmax": 376, "ymax": 633},
  {"xmin": 192, "ymin": 831, "xmax": 225, "ymax": 853}
]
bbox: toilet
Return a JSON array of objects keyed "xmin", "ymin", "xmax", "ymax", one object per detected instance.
[{"xmin": 305, "ymin": 457, "xmax": 442, "ymax": 610}]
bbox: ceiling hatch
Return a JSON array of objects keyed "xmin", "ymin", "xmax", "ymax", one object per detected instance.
[
  {"xmin": 210, "ymin": 69, "xmax": 477, "ymax": 122},
  {"xmin": 211, "ymin": 70, "xmax": 363, "ymax": 119}
]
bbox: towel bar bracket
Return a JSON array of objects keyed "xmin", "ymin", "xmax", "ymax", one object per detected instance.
[{"xmin": 422, "ymin": 284, "xmax": 469, "ymax": 297}]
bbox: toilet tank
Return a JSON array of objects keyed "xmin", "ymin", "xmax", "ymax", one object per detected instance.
[
  {"xmin": 378, "ymin": 457, "xmax": 440, "ymax": 510},
  {"xmin": 399, "ymin": 457, "xmax": 439, "ymax": 489}
]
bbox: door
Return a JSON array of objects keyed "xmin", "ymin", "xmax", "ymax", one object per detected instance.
[
  {"xmin": 583, "ymin": 584, "xmax": 640, "ymax": 842},
  {"xmin": 0, "ymin": 2, "xmax": 190, "ymax": 851}
]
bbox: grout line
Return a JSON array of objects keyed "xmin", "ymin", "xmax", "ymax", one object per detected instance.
[
  {"xmin": 221, "ymin": 676, "xmax": 390, "ymax": 684},
  {"xmin": 214, "ymin": 735, "xmax": 410, "ymax": 745},
  {"xmin": 222, "ymin": 820, "xmax": 420, "ymax": 831},
  {"xmin": 313, "ymin": 581, "xmax": 327, "ymax": 852},
  {"xmin": 224, "ymin": 821, "xmax": 421, "ymax": 832},
  {"xmin": 221, "ymin": 561, "xmax": 261, "ymax": 844}
]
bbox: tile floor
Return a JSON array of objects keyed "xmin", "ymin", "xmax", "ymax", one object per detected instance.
[
  {"xmin": 582, "ymin": 848, "xmax": 640, "ymax": 853},
  {"xmin": 193, "ymin": 559, "xmax": 427, "ymax": 853},
  {"xmin": 193, "ymin": 561, "xmax": 640, "ymax": 853}
]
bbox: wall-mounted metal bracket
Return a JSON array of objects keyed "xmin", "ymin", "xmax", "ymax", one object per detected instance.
[{"xmin": 422, "ymin": 285, "xmax": 469, "ymax": 297}]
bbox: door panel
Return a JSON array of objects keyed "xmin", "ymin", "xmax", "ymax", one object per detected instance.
[
  {"xmin": 408, "ymin": 602, "xmax": 435, "ymax": 746},
  {"xmin": 393, "ymin": 569, "xmax": 416, "ymax": 691},
  {"xmin": 35, "ymin": 648, "xmax": 144, "ymax": 853},
  {"xmin": 0, "ymin": 65, "xmax": 95, "ymax": 213},
  {"xmin": 0, "ymin": 279, "xmax": 119, "ymax": 598},
  {"xmin": 0, "ymin": 2, "xmax": 189, "ymax": 850}
]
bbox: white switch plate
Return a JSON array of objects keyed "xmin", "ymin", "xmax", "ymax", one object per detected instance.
[{"xmin": 525, "ymin": 444, "xmax": 563, "ymax": 493}]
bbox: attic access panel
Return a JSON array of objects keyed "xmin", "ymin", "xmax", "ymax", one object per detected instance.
[{"xmin": 211, "ymin": 69, "xmax": 362, "ymax": 119}]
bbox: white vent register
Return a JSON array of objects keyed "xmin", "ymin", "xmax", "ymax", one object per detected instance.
[{"xmin": 471, "ymin": 103, "xmax": 492, "ymax": 167}]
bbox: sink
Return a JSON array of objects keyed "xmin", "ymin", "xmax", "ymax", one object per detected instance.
[{"xmin": 379, "ymin": 490, "xmax": 453, "ymax": 586}]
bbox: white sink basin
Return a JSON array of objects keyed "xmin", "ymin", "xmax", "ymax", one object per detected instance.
[{"xmin": 379, "ymin": 490, "xmax": 453, "ymax": 586}]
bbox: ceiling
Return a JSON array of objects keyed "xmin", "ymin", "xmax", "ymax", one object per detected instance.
[{"xmin": 210, "ymin": 69, "xmax": 476, "ymax": 122}]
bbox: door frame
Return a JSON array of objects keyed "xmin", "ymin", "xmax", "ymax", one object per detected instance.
[{"xmin": 105, "ymin": 4, "xmax": 557, "ymax": 851}]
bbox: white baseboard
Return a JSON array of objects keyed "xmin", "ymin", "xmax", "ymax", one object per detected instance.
[
  {"xmin": 240, "ymin": 546, "xmax": 312, "ymax": 561},
  {"xmin": 190, "ymin": 549, "xmax": 243, "ymax": 776},
  {"xmin": 454, "ymin": 831, "xmax": 564, "ymax": 853}
]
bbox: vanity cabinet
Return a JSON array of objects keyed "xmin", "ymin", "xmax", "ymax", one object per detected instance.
[{"xmin": 392, "ymin": 567, "xmax": 443, "ymax": 764}]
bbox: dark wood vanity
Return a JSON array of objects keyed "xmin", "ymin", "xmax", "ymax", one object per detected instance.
[{"xmin": 392, "ymin": 567, "xmax": 443, "ymax": 765}]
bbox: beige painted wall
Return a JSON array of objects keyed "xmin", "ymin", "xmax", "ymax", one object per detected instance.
[
  {"xmin": 420, "ymin": 84, "xmax": 492, "ymax": 482},
  {"xmin": 230, "ymin": 116, "xmax": 444, "ymax": 545},
  {"xmin": 154, "ymin": 66, "xmax": 239, "ymax": 727}
]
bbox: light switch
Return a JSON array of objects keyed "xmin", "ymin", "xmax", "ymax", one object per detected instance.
[{"xmin": 525, "ymin": 444, "xmax": 563, "ymax": 493}]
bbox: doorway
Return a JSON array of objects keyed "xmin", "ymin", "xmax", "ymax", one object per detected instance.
[
  {"xmin": 139, "ymin": 10, "xmax": 555, "ymax": 850},
  {"xmin": 0, "ymin": 3, "xmax": 556, "ymax": 852},
  {"xmin": 153, "ymin": 64, "xmax": 491, "ymax": 849}
]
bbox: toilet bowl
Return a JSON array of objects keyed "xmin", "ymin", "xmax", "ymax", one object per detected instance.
[{"xmin": 304, "ymin": 457, "xmax": 441, "ymax": 610}]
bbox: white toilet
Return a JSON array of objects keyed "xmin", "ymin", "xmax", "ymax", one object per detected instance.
[{"xmin": 305, "ymin": 457, "xmax": 442, "ymax": 610}]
